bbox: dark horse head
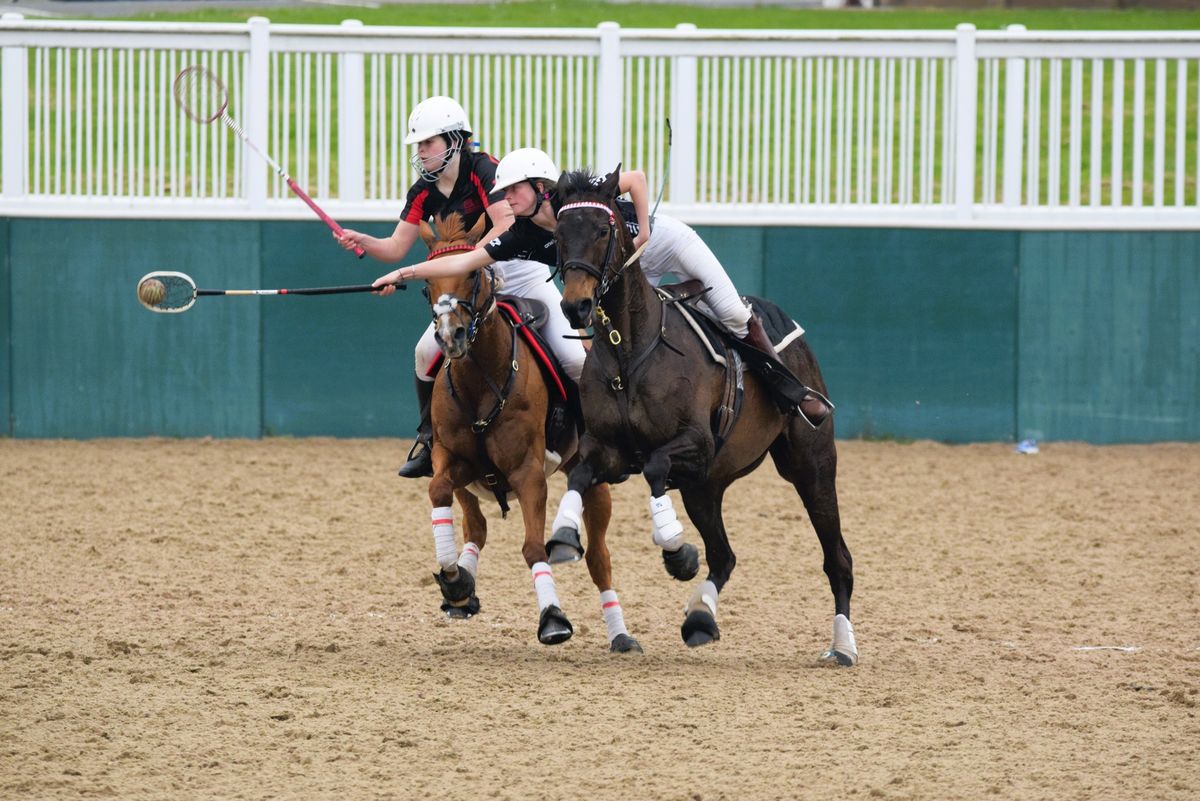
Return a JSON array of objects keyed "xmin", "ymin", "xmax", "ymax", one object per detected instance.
[
  {"xmin": 419, "ymin": 212, "xmax": 493, "ymax": 360},
  {"xmin": 554, "ymin": 166, "xmax": 633, "ymax": 329}
]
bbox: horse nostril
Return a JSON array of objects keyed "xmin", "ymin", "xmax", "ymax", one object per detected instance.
[
  {"xmin": 577, "ymin": 299, "xmax": 593, "ymax": 323},
  {"xmin": 452, "ymin": 327, "xmax": 467, "ymax": 346}
]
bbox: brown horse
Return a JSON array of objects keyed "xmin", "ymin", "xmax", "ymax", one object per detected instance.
[
  {"xmin": 550, "ymin": 169, "xmax": 857, "ymax": 664},
  {"xmin": 418, "ymin": 212, "xmax": 641, "ymax": 653}
]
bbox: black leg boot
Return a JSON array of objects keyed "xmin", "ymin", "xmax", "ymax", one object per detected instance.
[
  {"xmin": 740, "ymin": 314, "xmax": 832, "ymax": 428},
  {"xmin": 398, "ymin": 377, "xmax": 434, "ymax": 478}
]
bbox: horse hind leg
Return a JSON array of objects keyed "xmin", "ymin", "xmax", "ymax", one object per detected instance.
[
  {"xmin": 768, "ymin": 426, "xmax": 858, "ymax": 666},
  {"xmin": 510, "ymin": 460, "xmax": 573, "ymax": 646},
  {"xmin": 580, "ymin": 482, "xmax": 642, "ymax": 654}
]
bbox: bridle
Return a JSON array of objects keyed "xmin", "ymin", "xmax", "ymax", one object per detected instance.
[
  {"xmin": 554, "ymin": 200, "xmax": 627, "ymax": 303},
  {"xmin": 425, "ymin": 244, "xmax": 494, "ymax": 354}
]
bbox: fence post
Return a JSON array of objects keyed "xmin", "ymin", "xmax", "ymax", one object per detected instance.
[
  {"xmin": 597, "ymin": 21, "xmax": 623, "ymax": 173},
  {"xmin": 670, "ymin": 23, "xmax": 697, "ymax": 206},
  {"xmin": 1001, "ymin": 24, "xmax": 1026, "ymax": 207},
  {"xmin": 1, "ymin": 13, "xmax": 28, "ymax": 200},
  {"xmin": 953, "ymin": 23, "xmax": 977, "ymax": 218},
  {"xmin": 338, "ymin": 19, "xmax": 365, "ymax": 203},
  {"xmin": 245, "ymin": 16, "xmax": 270, "ymax": 210}
]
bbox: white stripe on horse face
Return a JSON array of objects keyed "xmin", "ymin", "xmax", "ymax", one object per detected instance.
[{"xmin": 434, "ymin": 294, "xmax": 464, "ymax": 352}]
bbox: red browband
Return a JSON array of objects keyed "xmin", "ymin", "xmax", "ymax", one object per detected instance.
[{"xmin": 426, "ymin": 244, "xmax": 477, "ymax": 260}]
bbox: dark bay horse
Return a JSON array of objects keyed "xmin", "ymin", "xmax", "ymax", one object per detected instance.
[
  {"xmin": 419, "ymin": 212, "xmax": 641, "ymax": 653},
  {"xmin": 549, "ymin": 169, "xmax": 857, "ymax": 664}
]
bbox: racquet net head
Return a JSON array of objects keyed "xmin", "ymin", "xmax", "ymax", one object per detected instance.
[
  {"xmin": 173, "ymin": 65, "xmax": 229, "ymax": 124},
  {"xmin": 138, "ymin": 272, "xmax": 198, "ymax": 313}
]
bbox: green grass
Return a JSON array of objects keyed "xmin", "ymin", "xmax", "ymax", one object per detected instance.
[{"xmin": 117, "ymin": 2, "xmax": 1200, "ymax": 32}]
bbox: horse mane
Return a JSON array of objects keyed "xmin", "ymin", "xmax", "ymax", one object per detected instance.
[
  {"xmin": 556, "ymin": 169, "xmax": 611, "ymax": 204},
  {"xmin": 430, "ymin": 211, "xmax": 471, "ymax": 247}
]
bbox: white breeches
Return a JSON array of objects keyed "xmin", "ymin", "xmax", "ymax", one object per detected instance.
[
  {"xmin": 641, "ymin": 215, "xmax": 751, "ymax": 338},
  {"xmin": 414, "ymin": 259, "xmax": 586, "ymax": 382}
]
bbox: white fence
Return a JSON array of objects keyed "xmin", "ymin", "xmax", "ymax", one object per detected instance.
[{"xmin": 2, "ymin": 14, "xmax": 1200, "ymax": 228}]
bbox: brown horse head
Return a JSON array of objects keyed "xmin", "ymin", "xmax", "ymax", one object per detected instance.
[
  {"xmin": 554, "ymin": 166, "xmax": 630, "ymax": 329},
  {"xmin": 419, "ymin": 212, "xmax": 490, "ymax": 359}
]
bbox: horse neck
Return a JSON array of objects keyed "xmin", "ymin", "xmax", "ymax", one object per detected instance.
[{"xmin": 600, "ymin": 258, "xmax": 661, "ymax": 353}]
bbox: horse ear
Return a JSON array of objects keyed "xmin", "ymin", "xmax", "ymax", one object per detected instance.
[
  {"xmin": 467, "ymin": 212, "xmax": 487, "ymax": 244},
  {"xmin": 601, "ymin": 163, "xmax": 622, "ymax": 198},
  {"xmin": 418, "ymin": 220, "xmax": 435, "ymax": 249}
]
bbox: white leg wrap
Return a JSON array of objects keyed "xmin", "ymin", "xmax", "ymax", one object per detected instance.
[
  {"xmin": 531, "ymin": 562, "xmax": 560, "ymax": 612},
  {"xmin": 551, "ymin": 489, "xmax": 584, "ymax": 535},
  {"xmin": 649, "ymin": 494, "xmax": 685, "ymax": 551},
  {"xmin": 685, "ymin": 580, "xmax": 719, "ymax": 617},
  {"xmin": 457, "ymin": 541, "xmax": 480, "ymax": 577},
  {"xmin": 598, "ymin": 589, "xmax": 629, "ymax": 643},
  {"xmin": 829, "ymin": 613, "xmax": 859, "ymax": 665},
  {"xmin": 431, "ymin": 506, "xmax": 457, "ymax": 570}
]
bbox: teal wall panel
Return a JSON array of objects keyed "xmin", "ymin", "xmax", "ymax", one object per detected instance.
[
  {"xmin": 693, "ymin": 225, "xmax": 766, "ymax": 297},
  {"xmin": 3, "ymin": 218, "xmax": 1196, "ymax": 443},
  {"xmin": 1018, "ymin": 232, "xmax": 1200, "ymax": 443},
  {"xmin": 260, "ymin": 221, "xmax": 428, "ymax": 436},
  {"xmin": 9, "ymin": 219, "xmax": 261, "ymax": 437},
  {"xmin": 763, "ymin": 227, "xmax": 1020, "ymax": 442},
  {"xmin": 1, "ymin": 218, "xmax": 10, "ymax": 436}
]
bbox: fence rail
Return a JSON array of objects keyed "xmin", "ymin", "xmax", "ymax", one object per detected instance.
[{"xmin": 2, "ymin": 14, "xmax": 1199, "ymax": 228}]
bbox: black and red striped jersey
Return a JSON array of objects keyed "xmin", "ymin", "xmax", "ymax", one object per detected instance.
[{"xmin": 399, "ymin": 151, "xmax": 504, "ymax": 229}]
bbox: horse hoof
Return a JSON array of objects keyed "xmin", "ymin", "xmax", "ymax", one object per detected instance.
[
  {"xmin": 662, "ymin": 543, "xmax": 700, "ymax": 581},
  {"xmin": 537, "ymin": 605, "xmax": 574, "ymax": 645},
  {"xmin": 545, "ymin": 527, "xmax": 584, "ymax": 565},
  {"xmin": 440, "ymin": 595, "xmax": 481, "ymax": 619},
  {"xmin": 609, "ymin": 633, "xmax": 643, "ymax": 654},
  {"xmin": 681, "ymin": 609, "xmax": 720, "ymax": 648},
  {"xmin": 818, "ymin": 648, "xmax": 858, "ymax": 667},
  {"xmin": 433, "ymin": 567, "xmax": 476, "ymax": 604}
]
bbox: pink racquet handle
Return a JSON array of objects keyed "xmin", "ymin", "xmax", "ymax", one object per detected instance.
[{"xmin": 285, "ymin": 177, "xmax": 366, "ymax": 259}]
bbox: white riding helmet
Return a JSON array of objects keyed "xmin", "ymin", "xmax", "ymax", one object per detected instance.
[
  {"xmin": 493, "ymin": 148, "xmax": 560, "ymax": 193},
  {"xmin": 404, "ymin": 96, "xmax": 472, "ymax": 145},
  {"xmin": 406, "ymin": 96, "xmax": 473, "ymax": 180}
]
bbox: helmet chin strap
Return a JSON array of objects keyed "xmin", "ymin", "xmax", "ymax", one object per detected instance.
[{"xmin": 518, "ymin": 179, "xmax": 552, "ymax": 218}]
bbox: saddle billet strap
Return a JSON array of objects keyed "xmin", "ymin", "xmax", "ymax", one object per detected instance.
[{"xmin": 712, "ymin": 348, "xmax": 744, "ymax": 456}]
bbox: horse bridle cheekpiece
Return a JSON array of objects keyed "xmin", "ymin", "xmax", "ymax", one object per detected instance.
[{"xmin": 556, "ymin": 201, "xmax": 625, "ymax": 298}]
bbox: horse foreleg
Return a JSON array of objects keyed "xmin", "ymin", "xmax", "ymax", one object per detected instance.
[
  {"xmin": 548, "ymin": 435, "xmax": 617, "ymax": 564},
  {"xmin": 428, "ymin": 448, "xmax": 478, "ymax": 618},
  {"xmin": 580, "ymin": 482, "xmax": 642, "ymax": 654},
  {"xmin": 643, "ymin": 438, "xmax": 709, "ymax": 582},
  {"xmin": 677, "ymin": 485, "xmax": 734, "ymax": 648},
  {"xmin": 511, "ymin": 462, "xmax": 572, "ymax": 646}
]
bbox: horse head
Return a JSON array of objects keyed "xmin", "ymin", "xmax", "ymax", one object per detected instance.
[
  {"xmin": 419, "ymin": 212, "xmax": 492, "ymax": 360},
  {"xmin": 553, "ymin": 166, "xmax": 632, "ymax": 329}
]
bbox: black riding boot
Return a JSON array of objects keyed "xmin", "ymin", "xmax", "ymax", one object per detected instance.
[
  {"xmin": 740, "ymin": 315, "xmax": 832, "ymax": 428},
  {"xmin": 398, "ymin": 378, "xmax": 434, "ymax": 478}
]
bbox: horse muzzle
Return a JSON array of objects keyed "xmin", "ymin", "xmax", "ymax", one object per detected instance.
[
  {"xmin": 436, "ymin": 321, "xmax": 470, "ymax": 359},
  {"xmin": 560, "ymin": 296, "xmax": 593, "ymax": 329}
]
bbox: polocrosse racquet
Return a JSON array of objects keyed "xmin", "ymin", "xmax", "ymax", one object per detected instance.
[
  {"xmin": 137, "ymin": 271, "xmax": 403, "ymax": 314},
  {"xmin": 172, "ymin": 65, "xmax": 366, "ymax": 259}
]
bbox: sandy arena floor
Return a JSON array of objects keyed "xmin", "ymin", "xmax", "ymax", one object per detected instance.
[{"xmin": 1, "ymin": 438, "xmax": 1198, "ymax": 800}]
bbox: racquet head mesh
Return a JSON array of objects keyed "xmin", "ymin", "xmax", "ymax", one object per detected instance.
[
  {"xmin": 138, "ymin": 272, "xmax": 198, "ymax": 313},
  {"xmin": 173, "ymin": 65, "xmax": 229, "ymax": 124}
]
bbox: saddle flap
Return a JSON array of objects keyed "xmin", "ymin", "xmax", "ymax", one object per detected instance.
[{"xmin": 494, "ymin": 293, "xmax": 549, "ymax": 329}]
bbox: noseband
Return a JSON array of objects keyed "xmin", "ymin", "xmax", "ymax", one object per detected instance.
[{"xmin": 555, "ymin": 201, "xmax": 626, "ymax": 301}]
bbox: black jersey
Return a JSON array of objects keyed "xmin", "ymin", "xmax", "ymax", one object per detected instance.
[
  {"xmin": 400, "ymin": 151, "xmax": 504, "ymax": 230},
  {"xmin": 483, "ymin": 199, "xmax": 642, "ymax": 265}
]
